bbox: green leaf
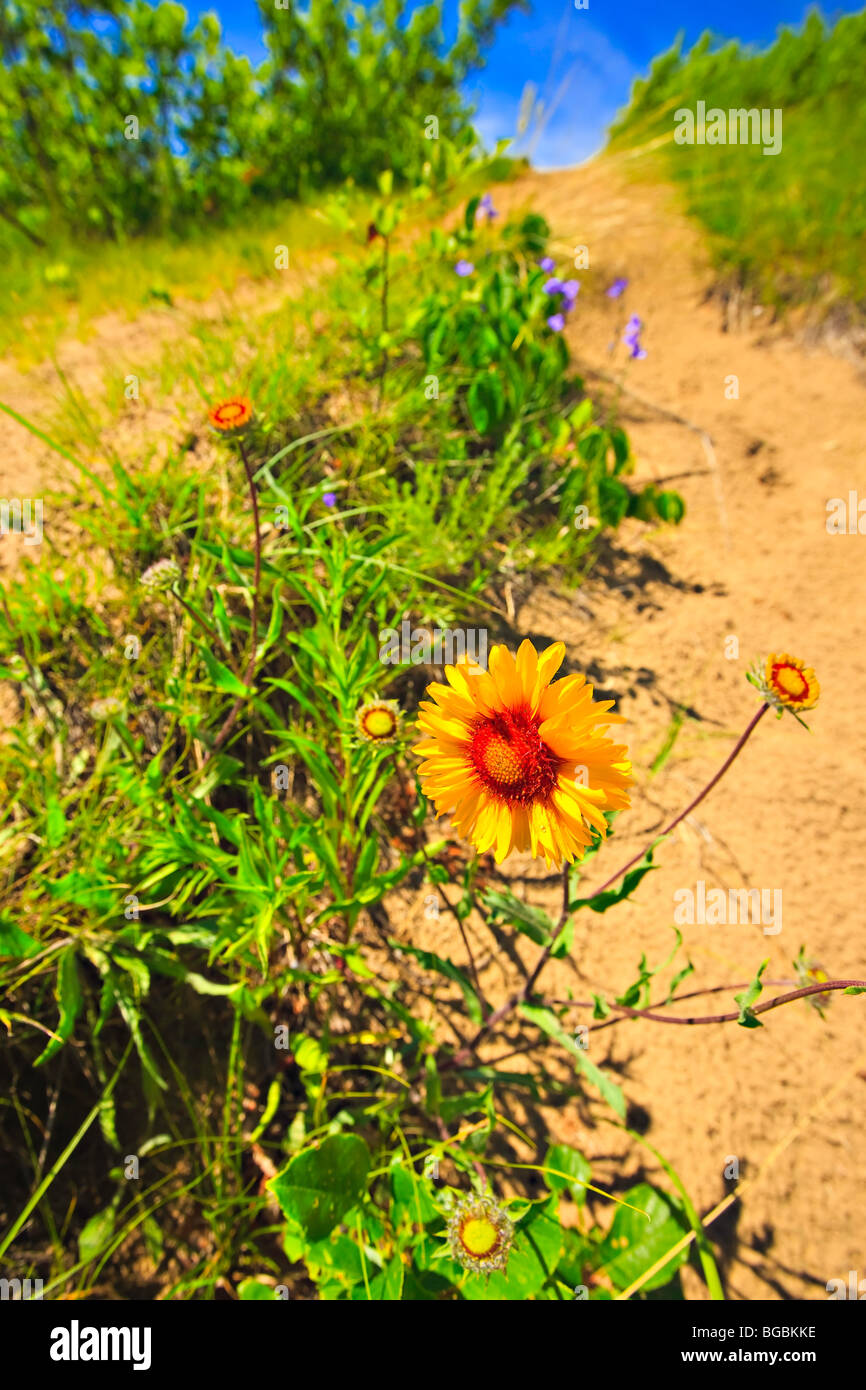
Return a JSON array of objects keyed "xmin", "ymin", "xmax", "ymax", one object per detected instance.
[
  {"xmin": 654, "ymin": 489, "xmax": 686, "ymax": 524},
  {"xmin": 391, "ymin": 1163, "xmax": 439, "ymax": 1226},
  {"xmin": 424, "ymin": 1052, "xmax": 442, "ymax": 1115},
  {"xmin": 466, "ymin": 375, "xmax": 490, "ymax": 434},
  {"xmin": 596, "ymin": 1183, "xmax": 690, "ymax": 1293},
  {"xmin": 306, "ymin": 1233, "xmax": 365, "ymax": 1286},
  {"xmin": 34, "ymin": 949, "xmax": 83, "ymax": 1066},
  {"xmin": 237, "ymin": 1279, "xmax": 278, "ymax": 1301},
  {"xmin": 483, "ymin": 888, "xmax": 553, "ymax": 946},
  {"xmin": 388, "ymin": 939, "xmax": 482, "ymax": 1023},
  {"xmin": 544, "ymin": 1143, "xmax": 592, "ymax": 1206},
  {"xmin": 735, "ymin": 959, "xmax": 769, "ymax": 1028},
  {"xmin": 520, "ymin": 1003, "xmax": 625, "ymax": 1118},
  {"xmin": 78, "ymin": 1204, "xmax": 117, "ymax": 1264},
  {"xmin": 45, "ymin": 795, "xmax": 68, "ymax": 848},
  {"xmin": 438, "ymin": 1083, "xmax": 493, "ymax": 1127},
  {"xmin": 293, "ymin": 1034, "xmax": 328, "ymax": 1074},
  {"xmin": 269, "ymin": 1134, "xmax": 370, "ymax": 1242},
  {"xmin": 351, "ymin": 1254, "xmax": 404, "ymax": 1300},
  {"xmin": 0, "ymin": 915, "xmax": 39, "ymax": 958},
  {"xmin": 556, "ymin": 1226, "xmax": 593, "ymax": 1288},
  {"xmin": 573, "ymin": 842, "xmax": 660, "ymax": 914},
  {"xmin": 198, "ymin": 646, "xmax": 251, "ymax": 698},
  {"xmin": 549, "ymin": 915, "xmax": 574, "ymax": 959}
]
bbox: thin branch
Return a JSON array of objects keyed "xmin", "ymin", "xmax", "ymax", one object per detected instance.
[{"xmin": 548, "ymin": 979, "xmax": 866, "ymax": 1028}]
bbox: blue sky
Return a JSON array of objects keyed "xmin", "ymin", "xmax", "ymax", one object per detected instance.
[{"xmin": 184, "ymin": 1, "xmax": 864, "ymax": 168}]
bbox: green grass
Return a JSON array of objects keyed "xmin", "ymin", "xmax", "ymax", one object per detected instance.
[
  {"xmin": 607, "ymin": 8, "xmax": 866, "ymax": 311},
  {"xmin": 1, "ymin": 194, "xmax": 361, "ymax": 365}
]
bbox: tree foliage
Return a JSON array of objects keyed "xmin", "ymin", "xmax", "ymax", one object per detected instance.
[{"xmin": 0, "ymin": 0, "xmax": 525, "ymax": 242}]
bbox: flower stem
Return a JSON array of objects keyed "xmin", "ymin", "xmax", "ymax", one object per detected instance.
[
  {"xmin": 203, "ymin": 438, "xmax": 262, "ymax": 765},
  {"xmin": 377, "ymin": 232, "xmax": 390, "ymax": 408},
  {"xmin": 549, "ymin": 979, "xmax": 866, "ymax": 1028},
  {"xmin": 589, "ymin": 701, "xmax": 770, "ymax": 901}
]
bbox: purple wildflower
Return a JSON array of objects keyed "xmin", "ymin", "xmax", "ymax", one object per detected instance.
[
  {"xmin": 477, "ymin": 192, "xmax": 498, "ymax": 221},
  {"xmin": 543, "ymin": 275, "xmax": 579, "ymax": 330},
  {"xmin": 323, "ymin": 491, "xmax": 337, "ymax": 507},
  {"xmin": 561, "ymin": 278, "xmax": 580, "ymax": 307},
  {"xmin": 606, "ymin": 278, "xmax": 629, "ymax": 298},
  {"xmin": 623, "ymin": 315, "xmax": 647, "ymax": 359},
  {"xmin": 455, "ymin": 259, "xmax": 474, "ymax": 278},
  {"xmin": 538, "ymin": 256, "xmax": 556, "ymax": 273}
]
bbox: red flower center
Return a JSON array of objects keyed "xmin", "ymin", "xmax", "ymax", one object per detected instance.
[
  {"xmin": 468, "ymin": 707, "xmax": 560, "ymax": 805},
  {"xmin": 771, "ymin": 662, "xmax": 809, "ymax": 702},
  {"xmin": 215, "ymin": 401, "xmax": 247, "ymax": 425}
]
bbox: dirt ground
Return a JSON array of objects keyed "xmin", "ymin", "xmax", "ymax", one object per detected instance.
[{"xmin": 2, "ymin": 156, "xmax": 864, "ymax": 1301}]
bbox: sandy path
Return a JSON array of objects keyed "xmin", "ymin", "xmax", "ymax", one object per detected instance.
[{"xmin": 466, "ymin": 159, "xmax": 866, "ymax": 1300}]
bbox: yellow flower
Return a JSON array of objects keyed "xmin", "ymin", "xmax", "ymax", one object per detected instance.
[
  {"xmin": 354, "ymin": 698, "xmax": 401, "ymax": 744},
  {"xmin": 414, "ymin": 640, "xmax": 631, "ymax": 868},
  {"xmin": 447, "ymin": 1194, "xmax": 514, "ymax": 1276},
  {"xmin": 763, "ymin": 653, "xmax": 820, "ymax": 712}
]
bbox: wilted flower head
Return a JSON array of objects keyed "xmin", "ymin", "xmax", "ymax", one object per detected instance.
[
  {"xmin": 477, "ymin": 192, "xmax": 499, "ymax": 221},
  {"xmin": 140, "ymin": 557, "xmax": 181, "ymax": 593},
  {"xmin": 606, "ymin": 278, "xmax": 629, "ymax": 298},
  {"xmin": 208, "ymin": 397, "xmax": 253, "ymax": 434},
  {"xmin": 455, "ymin": 259, "xmax": 474, "ymax": 278},
  {"xmin": 89, "ymin": 697, "xmax": 124, "ymax": 722},
  {"xmin": 355, "ymin": 699, "xmax": 401, "ymax": 744},
  {"xmin": 796, "ymin": 951, "xmax": 834, "ymax": 1014},
  {"xmin": 447, "ymin": 1194, "xmax": 514, "ymax": 1276}
]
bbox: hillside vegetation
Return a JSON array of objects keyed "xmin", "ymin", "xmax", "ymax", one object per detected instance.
[{"xmin": 608, "ymin": 8, "xmax": 866, "ymax": 311}]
